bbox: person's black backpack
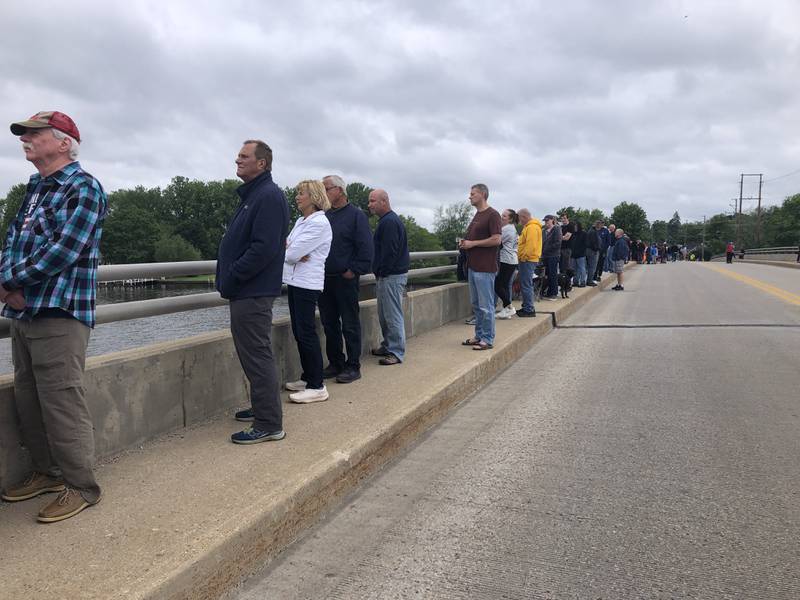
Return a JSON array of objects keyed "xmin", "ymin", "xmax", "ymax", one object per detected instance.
[{"xmin": 456, "ymin": 249, "xmax": 467, "ymax": 281}]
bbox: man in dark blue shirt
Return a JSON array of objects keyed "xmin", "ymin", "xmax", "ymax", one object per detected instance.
[
  {"xmin": 217, "ymin": 140, "xmax": 288, "ymax": 444},
  {"xmin": 319, "ymin": 175, "xmax": 374, "ymax": 383},
  {"xmin": 368, "ymin": 189, "xmax": 409, "ymax": 366}
]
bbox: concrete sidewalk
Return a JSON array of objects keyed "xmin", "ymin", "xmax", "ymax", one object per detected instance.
[{"xmin": 0, "ymin": 271, "xmax": 630, "ymax": 600}]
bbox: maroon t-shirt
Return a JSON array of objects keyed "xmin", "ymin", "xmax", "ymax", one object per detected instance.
[{"xmin": 465, "ymin": 207, "xmax": 502, "ymax": 273}]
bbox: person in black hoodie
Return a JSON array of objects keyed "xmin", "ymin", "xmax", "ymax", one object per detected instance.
[
  {"xmin": 319, "ymin": 175, "xmax": 374, "ymax": 384},
  {"xmin": 541, "ymin": 215, "xmax": 562, "ymax": 299},
  {"xmin": 217, "ymin": 140, "xmax": 289, "ymax": 444},
  {"xmin": 571, "ymin": 221, "xmax": 588, "ymax": 286}
]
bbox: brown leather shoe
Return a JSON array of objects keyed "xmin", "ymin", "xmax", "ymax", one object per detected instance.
[
  {"xmin": 1, "ymin": 472, "xmax": 65, "ymax": 502},
  {"xmin": 37, "ymin": 488, "xmax": 100, "ymax": 523}
]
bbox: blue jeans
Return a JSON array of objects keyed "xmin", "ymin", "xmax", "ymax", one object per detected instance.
[
  {"xmin": 518, "ymin": 261, "xmax": 537, "ymax": 313},
  {"xmin": 468, "ymin": 269, "xmax": 496, "ymax": 345},
  {"xmin": 574, "ymin": 256, "xmax": 587, "ymax": 285},
  {"xmin": 376, "ymin": 274, "xmax": 407, "ymax": 362},
  {"xmin": 544, "ymin": 256, "xmax": 559, "ymax": 297},
  {"xmin": 604, "ymin": 248, "xmax": 615, "ymax": 272}
]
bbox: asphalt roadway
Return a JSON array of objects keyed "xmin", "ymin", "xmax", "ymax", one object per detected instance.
[{"xmin": 232, "ymin": 262, "xmax": 800, "ymax": 600}]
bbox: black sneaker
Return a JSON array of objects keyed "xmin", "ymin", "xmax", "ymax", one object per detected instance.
[
  {"xmin": 335, "ymin": 368, "xmax": 361, "ymax": 384},
  {"xmin": 322, "ymin": 364, "xmax": 342, "ymax": 379},
  {"xmin": 586, "ymin": 281, "xmax": 597, "ymax": 287},
  {"xmin": 234, "ymin": 408, "xmax": 254, "ymax": 422},
  {"xmin": 515, "ymin": 309, "xmax": 536, "ymax": 317},
  {"xmin": 231, "ymin": 427, "xmax": 286, "ymax": 444}
]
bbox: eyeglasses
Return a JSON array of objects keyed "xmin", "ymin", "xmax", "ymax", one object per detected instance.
[{"xmin": 324, "ymin": 186, "xmax": 337, "ymax": 192}]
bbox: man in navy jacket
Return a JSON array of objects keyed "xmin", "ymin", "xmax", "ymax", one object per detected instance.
[
  {"xmin": 368, "ymin": 189, "xmax": 409, "ymax": 365},
  {"xmin": 217, "ymin": 140, "xmax": 288, "ymax": 444},
  {"xmin": 319, "ymin": 175, "xmax": 374, "ymax": 383}
]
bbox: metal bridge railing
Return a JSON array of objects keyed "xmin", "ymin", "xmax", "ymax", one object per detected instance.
[
  {"xmin": 0, "ymin": 251, "xmax": 459, "ymax": 339},
  {"xmin": 711, "ymin": 246, "xmax": 799, "ymax": 261}
]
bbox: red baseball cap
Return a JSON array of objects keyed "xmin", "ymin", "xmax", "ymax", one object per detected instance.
[{"xmin": 10, "ymin": 111, "xmax": 81, "ymax": 143}]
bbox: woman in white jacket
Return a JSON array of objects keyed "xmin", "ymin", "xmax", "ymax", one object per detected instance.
[{"xmin": 282, "ymin": 180, "xmax": 333, "ymax": 403}]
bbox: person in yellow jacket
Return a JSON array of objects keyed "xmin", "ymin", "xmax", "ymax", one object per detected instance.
[{"xmin": 516, "ymin": 209, "xmax": 542, "ymax": 317}]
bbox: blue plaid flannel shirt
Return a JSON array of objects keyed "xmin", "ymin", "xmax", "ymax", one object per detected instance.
[{"xmin": 1, "ymin": 161, "xmax": 107, "ymax": 327}]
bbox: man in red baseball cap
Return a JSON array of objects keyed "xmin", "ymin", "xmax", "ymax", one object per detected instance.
[
  {"xmin": 0, "ymin": 111, "xmax": 107, "ymax": 523},
  {"xmin": 10, "ymin": 111, "xmax": 82, "ymax": 143}
]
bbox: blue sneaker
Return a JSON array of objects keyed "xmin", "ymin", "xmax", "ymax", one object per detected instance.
[
  {"xmin": 231, "ymin": 427, "xmax": 286, "ymax": 444},
  {"xmin": 234, "ymin": 408, "xmax": 254, "ymax": 422}
]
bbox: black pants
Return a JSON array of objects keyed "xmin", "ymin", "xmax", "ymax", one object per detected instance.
[
  {"xmin": 318, "ymin": 274, "xmax": 362, "ymax": 371},
  {"xmin": 287, "ymin": 286, "xmax": 324, "ymax": 389},
  {"xmin": 494, "ymin": 262, "xmax": 517, "ymax": 307},
  {"xmin": 560, "ymin": 248, "xmax": 572, "ymax": 273},
  {"xmin": 726, "ymin": 252, "xmax": 733, "ymax": 263},
  {"xmin": 545, "ymin": 256, "xmax": 560, "ymax": 297},
  {"xmin": 229, "ymin": 297, "xmax": 282, "ymax": 432},
  {"xmin": 595, "ymin": 251, "xmax": 605, "ymax": 279}
]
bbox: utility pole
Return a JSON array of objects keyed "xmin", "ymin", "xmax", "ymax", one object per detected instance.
[
  {"xmin": 756, "ymin": 174, "xmax": 763, "ymax": 246},
  {"xmin": 702, "ymin": 215, "xmax": 706, "ymax": 262},
  {"xmin": 737, "ymin": 175, "xmax": 743, "ymax": 249},
  {"xmin": 737, "ymin": 173, "xmax": 763, "ymax": 250}
]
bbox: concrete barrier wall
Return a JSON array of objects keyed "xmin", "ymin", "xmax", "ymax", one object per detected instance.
[{"xmin": 0, "ymin": 282, "xmax": 471, "ymax": 490}]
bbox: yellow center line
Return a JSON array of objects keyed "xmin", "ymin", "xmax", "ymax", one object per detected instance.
[{"xmin": 703, "ymin": 263, "xmax": 800, "ymax": 306}]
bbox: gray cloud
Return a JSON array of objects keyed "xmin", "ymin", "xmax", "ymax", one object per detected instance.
[{"xmin": 1, "ymin": 0, "xmax": 798, "ymax": 229}]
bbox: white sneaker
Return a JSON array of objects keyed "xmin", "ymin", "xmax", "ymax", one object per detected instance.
[
  {"xmin": 285, "ymin": 379, "xmax": 307, "ymax": 392},
  {"xmin": 497, "ymin": 306, "xmax": 513, "ymax": 319},
  {"xmin": 289, "ymin": 386, "xmax": 329, "ymax": 403}
]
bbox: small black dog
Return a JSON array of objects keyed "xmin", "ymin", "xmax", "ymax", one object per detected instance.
[{"xmin": 558, "ymin": 269, "xmax": 575, "ymax": 298}]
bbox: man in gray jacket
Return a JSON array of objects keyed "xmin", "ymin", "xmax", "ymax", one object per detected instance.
[{"xmin": 541, "ymin": 215, "xmax": 562, "ymax": 300}]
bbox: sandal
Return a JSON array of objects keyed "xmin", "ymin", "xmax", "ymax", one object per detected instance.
[
  {"xmin": 462, "ymin": 338, "xmax": 480, "ymax": 346},
  {"xmin": 472, "ymin": 342, "xmax": 493, "ymax": 351}
]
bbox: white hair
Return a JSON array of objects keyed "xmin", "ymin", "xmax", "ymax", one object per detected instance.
[
  {"xmin": 323, "ymin": 174, "xmax": 347, "ymax": 197},
  {"xmin": 51, "ymin": 128, "xmax": 80, "ymax": 160}
]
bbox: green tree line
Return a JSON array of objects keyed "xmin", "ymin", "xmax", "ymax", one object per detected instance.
[{"xmin": 1, "ymin": 180, "xmax": 797, "ymax": 264}]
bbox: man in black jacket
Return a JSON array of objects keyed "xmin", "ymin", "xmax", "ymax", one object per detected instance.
[
  {"xmin": 585, "ymin": 220, "xmax": 602, "ymax": 287},
  {"xmin": 320, "ymin": 175, "xmax": 374, "ymax": 383},
  {"xmin": 217, "ymin": 140, "xmax": 288, "ymax": 444},
  {"xmin": 368, "ymin": 189, "xmax": 409, "ymax": 366},
  {"xmin": 541, "ymin": 215, "xmax": 562, "ymax": 299}
]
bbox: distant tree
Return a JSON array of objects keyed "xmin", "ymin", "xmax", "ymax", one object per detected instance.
[
  {"xmin": 650, "ymin": 220, "xmax": 668, "ymax": 242},
  {"xmin": 667, "ymin": 211, "xmax": 682, "ymax": 242},
  {"xmin": 346, "ymin": 182, "xmax": 373, "ymax": 213},
  {"xmin": 611, "ymin": 202, "xmax": 649, "ymax": 240},
  {"xmin": 433, "ymin": 202, "xmax": 474, "ymax": 250},
  {"xmin": 101, "ymin": 201, "xmax": 163, "ymax": 263},
  {"xmin": 161, "ymin": 177, "xmax": 240, "ymax": 259},
  {"xmin": 153, "ymin": 234, "xmax": 202, "ymax": 262},
  {"xmin": 283, "ymin": 186, "xmax": 300, "ymax": 223},
  {"xmin": 573, "ymin": 208, "xmax": 607, "ymax": 229},
  {"xmin": 0, "ymin": 183, "xmax": 26, "ymax": 237},
  {"xmin": 399, "ymin": 215, "xmax": 445, "ymax": 267}
]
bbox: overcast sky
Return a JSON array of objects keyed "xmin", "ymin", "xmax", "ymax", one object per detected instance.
[{"xmin": 2, "ymin": 0, "xmax": 798, "ymax": 228}]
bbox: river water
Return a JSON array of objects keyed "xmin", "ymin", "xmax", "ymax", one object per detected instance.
[{"xmin": 0, "ymin": 279, "xmax": 438, "ymax": 375}]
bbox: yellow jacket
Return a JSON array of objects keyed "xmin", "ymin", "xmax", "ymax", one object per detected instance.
[{"xmin": 517, "ymin": 218, "xmax": 542, "ymax": 262}]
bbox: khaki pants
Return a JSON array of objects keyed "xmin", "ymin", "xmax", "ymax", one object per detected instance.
[{"xmin": 10, "ymin": 317, "xmax": 100, "ymax": 503}]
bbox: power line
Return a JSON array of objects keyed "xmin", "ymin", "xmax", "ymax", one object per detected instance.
[{"xmin": 763, "ymin": 167, "xmax": 800, "ymax": 183}]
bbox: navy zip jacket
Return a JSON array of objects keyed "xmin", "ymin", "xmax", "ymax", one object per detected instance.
[
  {"xmin": 612, "ymin": 236, "xmax": 630, "ymax": 261},
  {"xmin": 324, "ymin": 203, "xmax": 374, "ymax": 275},
  {"xmin": 216, "ymin": 171, "xmax": 288, "ymax": 300},
  {"xmin": 372, "ymin": 210, "xmax": 410, "ymax": 277}
]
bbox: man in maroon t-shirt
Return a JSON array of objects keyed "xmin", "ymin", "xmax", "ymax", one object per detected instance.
[{"xmin": 458, "ymin": 183, "xmax": 501, "ymax": 350}]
